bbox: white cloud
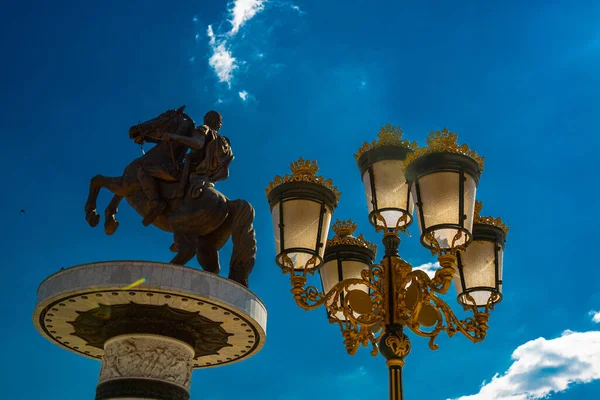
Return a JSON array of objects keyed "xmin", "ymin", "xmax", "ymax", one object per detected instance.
[
  {"xmin": 590, "ymin": 311, "xmax": 600, "ymax": 323},
  {"xmin": 229, "ymin": 0, "xmax": 267, "ymax": 36},
  {"xmin": 451, "ymin": 330, "xmax": 600, "ymax": 400},
  {"xmin": 238, "ymin": 90, "xmax": 249, "ymax": 101},
  {"xmin": 291, "ymin": 4, "xmax": 306, "ymax": 14},
  {"xmin": 413, "ymin": 261, "xmax": 440, "ymax": 278},
  {"xmin": 205, "ymin": 1, "xmax": 267, "ymax": 87},
  {"xmin": 207, "ymin": 25, "xmax": 238, "ymax": 86},
  {"xmin": 207, "ymin": 25, "xmax": 216, "ymax": 46}
]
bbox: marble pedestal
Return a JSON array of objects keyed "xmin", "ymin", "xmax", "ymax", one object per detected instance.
[{"xmin": 33, "ymin": 261, "xmax": 267, "ymax": 400}]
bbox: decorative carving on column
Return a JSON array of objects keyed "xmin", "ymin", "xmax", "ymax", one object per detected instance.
[{"xmin": 99, "ymin": 334, "xmax": 194, "ymax": 389}]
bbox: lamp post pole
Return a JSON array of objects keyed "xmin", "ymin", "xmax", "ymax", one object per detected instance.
[
  {"xmin": 380, "ymin": 231, "xmax": 409, "ymax": 400},
  {"xmin": 266, "ymin": 125, "xmax": 508, "ymax": 400}
]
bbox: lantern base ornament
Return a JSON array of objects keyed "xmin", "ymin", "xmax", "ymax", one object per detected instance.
[{"xmin": 33, "ymin": 261, "xmax": 268, "ymax": 400}]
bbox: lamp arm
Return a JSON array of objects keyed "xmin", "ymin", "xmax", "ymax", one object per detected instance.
[
  {"xmin": 396, "ymin": 269, "xmax": 490, "ymax": 350},
  {"xmin": 287, "ymin": 263, "xmax": 386, "ymax": 356},
  {"xmin": 289, "ymin": 264, "xmax": 386, "ymax": 326}
]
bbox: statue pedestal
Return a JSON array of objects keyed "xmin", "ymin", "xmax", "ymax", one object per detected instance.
[{"xmin": 33, "ymin": 261, "xmax": 267, "ymax": 400}]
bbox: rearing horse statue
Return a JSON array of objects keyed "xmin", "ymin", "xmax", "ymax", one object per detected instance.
[{"xmin": 84, "ymin": 107, "xmax": 256, "ymax": 287}]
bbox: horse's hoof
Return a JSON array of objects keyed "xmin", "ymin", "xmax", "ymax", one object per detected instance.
[
  {"xmin": 104, "ymin": 219, "xmax": 119, "ymax": 235},
  {"xmin": 86, "ymin": 210, "xmax": 100, "ymax": 227}
]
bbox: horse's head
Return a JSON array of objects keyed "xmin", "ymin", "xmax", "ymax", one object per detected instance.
[{"xmin": 129, "ymin": 105, "xmax": 189, "ymax": 144}]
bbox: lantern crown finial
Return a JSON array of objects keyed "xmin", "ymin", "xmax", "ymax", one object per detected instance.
[
  {"xmin": 290, "ymin": 158, "xmax": 319, "ymax": 176},
  {"xmin": 332, "ymin": 219, "xmax": 357, "ymax": 237},
  {"xmin": 355, "ymin": 123, "xmax": 418, "ymax": 161},
  {"xmin": 404, "ymin": 128, "xmax": 485, "ymax": 171},
  {"xmin": 265, "ymin": 158, "xmax": 341, "ymax": 201},
  {"xmin": 474, "ymin": 200, "xmax": 509, "ymax": 234},
  {"xmin": 327, "ymin": 219, "xmax": 377, "ymax": 253}
]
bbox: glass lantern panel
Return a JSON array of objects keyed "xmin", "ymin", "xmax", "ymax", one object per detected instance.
[
  {"xmin": 459, "ymin": 290, "xmax": 493, "ymax": 306},
  {"xmin": 321, "ymin": 259, "xmax": 370, "ymax": 321},
  {"xmin": 463, "ymin": 173, "xmax": 477, "ymax": 234},
  {"xmin": 318, "ymin": 207, "xmax": 333, "ymax": 260},
  {"xmin": 364, "ymin": 159, "xmax": 413, "ymax": 229},
  {"xmin": 461, "ymin": 241, "xmax": 496, "ymax": 289},
  {"xmin": 413, "ymin": 172, "xmax": 477, "ymax": 249},
  {"xmin": 498, "ymin": 244, "xmax": 504, "ymax": 296},
  {"xmin": 273, "ymin": 199, "xmax": 331, "ymax": 270},
  {"xmin": 362, "ymin": 170, "xmax": 374, "ymax": 214},
  {"xmin": 454, "ymin": 240, "xmax": 499, "ymax": 306},
  {"xmin": 271, "ymin": 202, "xmax": 281, "ymax": 255},
  {"xmin": 417, "ymin": 171, "xmax": 459, "ymax": 228}
]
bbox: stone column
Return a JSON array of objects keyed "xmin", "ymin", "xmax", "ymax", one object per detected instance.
[{"xmin": 96, "ymin": 334, "xmax": 194, "ymax": 400}]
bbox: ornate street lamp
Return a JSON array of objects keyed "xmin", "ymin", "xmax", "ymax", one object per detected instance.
[{"xmin": 266, "ymin": 126, "xmax": 508, "ymax": 400}]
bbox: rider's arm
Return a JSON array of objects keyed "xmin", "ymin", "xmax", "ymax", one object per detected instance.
[{"xmin": 167, "ymin": 125, "xmax": 207, "ymax": 150}]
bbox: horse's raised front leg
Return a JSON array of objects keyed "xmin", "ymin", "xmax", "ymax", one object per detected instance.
[
  {"xmin": 227, "ymin": 200, "xmax": 256, "ymax": 288},
  {"xmin": 104, "ymin": 195, "xmax": 122, "ymax": 235},
  {"xmin": 85, "ymin": 175, "xmax": 127, "ymax": 228}
]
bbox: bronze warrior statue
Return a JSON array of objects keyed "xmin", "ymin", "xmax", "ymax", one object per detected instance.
[{"xmin": 84, "ymin": 107, "xmax": 256, "ymax": 287}]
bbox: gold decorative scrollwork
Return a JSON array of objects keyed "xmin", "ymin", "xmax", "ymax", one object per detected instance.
[
  {"xmin": 384, "ymin": 333, "xmax": 411, "ymax": 358},
  {"xmin": 289, "ymin": 262, "xmax": 386, "ymax": 356},
  {"xmin": 285, "ymin": 245, "xmax": 493, "ymax": 356},
  {"xmin": 393, "ymin": 256, "xmax": 490, "ymax": 351}
]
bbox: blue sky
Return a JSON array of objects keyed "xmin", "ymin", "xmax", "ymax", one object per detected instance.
[{"xmin": 1, "ymin": 0, "xmax": 600, "ymax": 399}]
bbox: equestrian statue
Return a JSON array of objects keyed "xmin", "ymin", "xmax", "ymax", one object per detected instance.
[{"xmin": 84, "ymin": 107, "xmax": 256, "ymax": 287}]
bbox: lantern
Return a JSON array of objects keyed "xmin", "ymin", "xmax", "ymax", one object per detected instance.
[
  {"xmin": 404, "ymin": 129, "xmax": 484, "ymax": 254},
  {"xmin": 455, "ymin": 201, "xmax": 508, "ymax": 307},
  {"xmin": 266, "ymin": 158, "xmax": 340, "ymax": 273},
  {"xmin": 320, "ymin": 220, "xmax": 376, "ymax": 320},
  {"xmin": 356, "ymin": 124, "xmax": 417, "ymax": 232}
]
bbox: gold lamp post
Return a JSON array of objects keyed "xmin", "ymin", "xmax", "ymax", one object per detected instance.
[{"xmin": 265, "ymin": 126, "xmax": 508, "ymax": 400}]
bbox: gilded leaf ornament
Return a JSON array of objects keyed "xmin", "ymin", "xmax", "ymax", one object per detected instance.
[
  {"xmin": 355, "ymin": 124, "xmax": 418, "ymax": 162},
  {"xmin": 265, "ymin": 158, "xmax": 341, "ymax": 200},
  {"xmin": 404, "ymin": 128, "xmax": 485, "ymax": 171},
  {"xmin": 474, "ymin": 201, "xmax": 509, "ymax": 234},
  {"xmin": 326, "ymin": 219, "xmax": 377, "ymax": 253}
]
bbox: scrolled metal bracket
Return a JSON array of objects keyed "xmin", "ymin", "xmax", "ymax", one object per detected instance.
[{"xmin": 288, "ymin": 263, "xmax": 386, "ymax": 355}]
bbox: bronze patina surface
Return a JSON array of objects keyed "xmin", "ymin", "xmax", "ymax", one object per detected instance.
[{"xmin": 84, "ymin": 108, "xmax": 256, "ymax": 287}]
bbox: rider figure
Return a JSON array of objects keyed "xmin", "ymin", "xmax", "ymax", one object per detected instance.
[{"xmin": 138, "ymin": 110, "xmax": 225, "ymax": 226}]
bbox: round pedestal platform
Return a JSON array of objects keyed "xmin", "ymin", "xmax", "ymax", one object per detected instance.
[{"xmin": 33, "ymin": 261, "xmax": 267, "ymax": 369}]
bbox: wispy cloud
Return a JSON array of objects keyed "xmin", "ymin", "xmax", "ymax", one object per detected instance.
[
  {"xmin": 291, "ymin": 4, "xmax": 306, "ymax": 15},
  {"xmin": 238, "ymin": 90, "xmax": 249, "ymax": 101},
  {"xmin": 205, "ymin": 1, "xmax": 267, "ymax": 87},
  {"xmin": 207, "ymin": 25, "xmax": 238, "ymax": 87},
  {"xmin": 450, "ymin": 330, "xmax": 600, "ymax": 400},
  {"xmin": 229, "ymin": 0, "xmax": 267, "ymax": 36},
  {"xmin": 590, "ymin": 310, "xmax": 600, "ymax": 323}
]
